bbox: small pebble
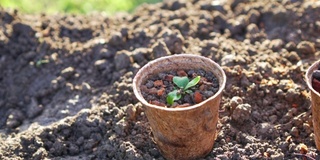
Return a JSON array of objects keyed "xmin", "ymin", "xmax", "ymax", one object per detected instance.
[
  {"xmin": 193, "ymin": 91, "xmax": 203, "ymax": 103},
  {"xmin": 60, "ymin": 67, "xmax": 75, "ymax": 79},
  {"xmin": 187, "ymin": 70, "xmax": 195, "ymax": 76},
  {"xmin": 94, "ymin": 59, "xmax": 108, "ymax": 71},
  {"xmin": 203, "ymin": 91, "xmax": 214, "ymax": 97},
  {"xmin": 290, "ymin": 127, "xmax": 299, "ymax": 137},
  {"xmin": 66, "ymin": 83, "xmax": 74, "ymax": 92},
  {"xmin": 158, "ymin": 73, "xmax": 166, "ymax": 80},
  {"xmin": 230, "ymin": 96, "xmax": 243, "ymax": 109},
  {"xmin": 145, "ymin": 80, "xmax": 154, "ymax": 88},
  {"xmin": 81, "ymin": 82, "xmax": 91, "ymax": 93},
  {"xmin": 126, "ymin": 104, "xmax": 137, "ymax": 121}
]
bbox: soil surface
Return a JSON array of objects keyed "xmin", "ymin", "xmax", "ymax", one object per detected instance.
[{"xmin": 1, "ymin": 0, "xmax": 320, "ymax": 159}]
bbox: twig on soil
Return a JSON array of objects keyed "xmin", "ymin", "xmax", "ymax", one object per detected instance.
[
  {"xmin": 202, "ymin": 81, "xmax": 213, "ymax": 85},
  {"xmin": 294, "ymin": 153, "xmax": 316, "ymax": 160}
]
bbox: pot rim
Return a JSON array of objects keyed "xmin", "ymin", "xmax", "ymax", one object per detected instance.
[
  {"xmin": 133, "ymin": 54, "xmax": 226, "ymax": 111},
  {"xmin": 306, "ymin": 60, "xmax": 320, "ymax": 97}
]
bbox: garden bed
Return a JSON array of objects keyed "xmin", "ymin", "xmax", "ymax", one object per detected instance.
[{"xmin": 0, "ymin": 0, "xmax": 320, "ymax": 159}]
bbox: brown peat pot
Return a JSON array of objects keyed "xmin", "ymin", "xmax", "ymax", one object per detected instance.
[
  {"xmin": 133, "ymin": 54, "xmax": 226, "ymax": 160},
  {"xmin": 306, "ymin": 60, "xmax": 320, "ymax": 151}
]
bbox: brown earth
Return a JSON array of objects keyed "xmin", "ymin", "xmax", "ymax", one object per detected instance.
[{"xmin": 1, "ymin": 0, "xmax": 320, "ymax": 159}]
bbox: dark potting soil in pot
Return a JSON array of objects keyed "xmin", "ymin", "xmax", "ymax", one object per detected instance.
[
  {"xmin": 140, "ymin": 69, "xmax": 219, "ymax": 108},
  {"xmin": 312, "ymin": 65, "xmax": 320, "ymax": 92}
]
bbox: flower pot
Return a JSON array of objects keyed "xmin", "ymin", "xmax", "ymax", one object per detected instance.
[
  {"xmin": 133, "ymin": 54, "xmax": 226, "ymax": 160},
  {"xmin": 306, "ymin": 60, "xmax": 320, "ymax": 150}
]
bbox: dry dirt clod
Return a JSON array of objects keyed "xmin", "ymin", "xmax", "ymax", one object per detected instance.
[
  {"xmin": 114, "ymin": 52, "xmax": 131, "ymax": 71},
  {"xmin": 109, "ymin": 32, "xmax": 124, "ymax": 46},
  {"xmin": 229, "ymin": 96, "xmax": 243, "ymax": 109},
  {"xmin": 97, "ymin": 48, "xmax": 115, "ymax": 59},
  {"xmin": 26, "ymin": 98, "xmax": 44, "ymax": 118},
  {"xmin": 151, "ymin": 41, "xmax": 171, "ymax": 59},
  {"xmin": 6, "ymin": 109, "xmax": 24, "ymax": 128},
  {"xmin": 231, "ymin": 103, "xmax": 251, "ymax": 124},
  {"xmin": 126, "ymin": 104, "xmax": 137, "ymax": 121},
  {"xmin": 298, "ymin": 143, "xmax": 308, "ymax": 154},
  {"xmin": 296, "ymin": 41, "xmax": 315, "ymax": 55},
  {"xmin": 32, "ymin": 147, "xmax": 48, "ymax": 159},
  {"xmin": 132, "ymin": 48, "xmax": 148, "ymax": 64}
]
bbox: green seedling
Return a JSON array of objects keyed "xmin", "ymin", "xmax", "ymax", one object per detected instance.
[
  {"xmin": 36, "ymin": 59, "xmax": 49, "ymax": 67},
  {"xmin": 166, "ymin": 76, "xmax": 201, "ymax": 105}
]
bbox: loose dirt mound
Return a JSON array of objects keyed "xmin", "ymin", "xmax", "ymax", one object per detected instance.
[{"xmin": 1, "ymin": 0, "xmax": 320, "ymax": 159}]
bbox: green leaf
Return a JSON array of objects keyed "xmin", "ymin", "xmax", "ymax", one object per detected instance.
[
  {"xmin": 166, "ymin": 90, "xmax": 182, "ymax": 105},
  {"xmin": 173, "ymin": 76, "xmax": 189, "ymax": 88},
  {"xmin": 185, "ymin": 90, "xmax": 192, "ymax": 94},
  {"xmin": 185, "ymin": 76, "xmax": 200, "ymax": 90}
]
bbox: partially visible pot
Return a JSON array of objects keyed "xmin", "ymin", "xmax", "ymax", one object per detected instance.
[
  {"xmin": 306, "ymin": 60, "xmax": 320, "ymax": 150},
  {"xmin": 133, "ymin": 54, "xmax": 226, "ymax": 160}
]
